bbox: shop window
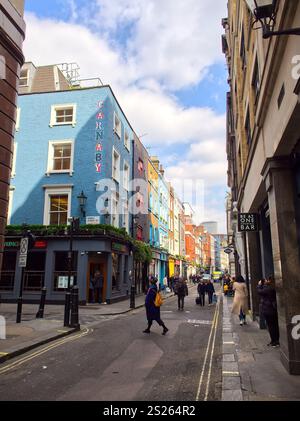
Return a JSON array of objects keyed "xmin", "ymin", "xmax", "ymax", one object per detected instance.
[
  {"xmin": 112, "ymin": 253, "xmax": 121, "ymax": 292},
  {"xmin": 24, "ymin": 251, "xmax": 46, "ymax": 291},
  {"xmin": 53, "ymin": 251, "xmax": 78, "ymax": 291},
  {"xmin": 123, "ymin": 255, "xmax": 128, "ymax": 284},
  {"xmin": 0, "ymin": 251, "xmax": 17, "ymax": 290}
]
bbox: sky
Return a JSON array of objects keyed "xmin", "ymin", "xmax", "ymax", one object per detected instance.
[{"xmin": 23, "ymin": 0, "xmax": 229, "ymax": 233}]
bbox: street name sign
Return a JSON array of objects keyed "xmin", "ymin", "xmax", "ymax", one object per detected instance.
[
  {"xmin": 18, "ymin": 237, "xmax": 28, "ymax": 267},
  {"xmin": 238, "ymin": 213, "xmax": 259, "ymax": 232}
]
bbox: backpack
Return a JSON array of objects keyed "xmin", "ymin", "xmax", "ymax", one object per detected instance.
[{"xmin": 154, "ymin": 292, "xmax": 163, "ymax": 307}]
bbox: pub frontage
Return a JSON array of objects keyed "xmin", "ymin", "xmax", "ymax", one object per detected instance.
[{"xmin": 0, "ymin": 229, "xmax": 133, "ymax": 305}]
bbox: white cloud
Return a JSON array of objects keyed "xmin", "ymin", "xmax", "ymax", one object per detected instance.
[{"xmin": 23, "ymin": 3, "xmax": 228, "ymax": 232}]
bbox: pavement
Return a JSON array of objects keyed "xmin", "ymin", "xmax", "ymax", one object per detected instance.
[
  {"xmin": 0, "ymin": 288, "xmax": 175, "ymax": 364},
  {"xmin": 221, "ymin": 294, "xmax": 300, "ymax": 401}
]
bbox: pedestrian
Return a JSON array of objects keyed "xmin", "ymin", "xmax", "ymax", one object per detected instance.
[
  {"xmin": 162, "ymin": 275, "xmax": 168, "ymax": 295},
  {"xmin": 89, "ymin": 277, "xmax": 95, "ymax": 303},
  {"xmin": 231, "ymin": 275, "xmax": 248, "ymax": 325},
  {"xmin": 176, "ymin": 277, "xmax": 188, "ymax": 310},
  {"xmin": 257, "ymin": 275, "xmax": 280, "ymax": 347},
  {"xmin": 207, "ymin": 280, "xmax": 215, "ymax": 305},
  {"xmin": 92, "ymin": 270, "xmax": 104, "ymax": 303},
  {"xmin": 143, "ymin": 278, "xmax": 169, "ymax": 335},
  {"xmin": 197, "ymin": 281, "xmax": 206, "ymax": 306}
]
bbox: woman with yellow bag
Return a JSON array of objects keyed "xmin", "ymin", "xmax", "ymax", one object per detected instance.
[{"xmin": 143, "ymin": 277, "xmax": 169, "ymax": 335}]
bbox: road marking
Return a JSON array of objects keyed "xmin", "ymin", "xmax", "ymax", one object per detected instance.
[
  {"xmin": 223, "ymin": 341, "xmax": 235, "ymax": 344},
  {"xmin": 204, "ymin": 302, "xmax": 220, "ymax": 401},
  {"xmin": 0, "ymin": 328, "xmax": 90, "ymax": 376},
  {"xmin": 222, "ymin": 371, "xmax": 240, "ymax": 376},
  {"xmin": 0, "ymin": 352, "xmax": 8, "ymax": 356},
  {"xmin": 188, "ymin": 319, "xmax": 212, "ymax": 325},
  {"xmin": 195, "ymin": 302, "xmax": 219, "ymax": 401}
]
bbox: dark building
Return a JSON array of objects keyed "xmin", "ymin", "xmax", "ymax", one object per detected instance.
[{"xmin": 0, "ymin": 0, "xmax": 25, "ymax": 274}]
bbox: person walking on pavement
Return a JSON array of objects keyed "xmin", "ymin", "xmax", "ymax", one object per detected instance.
[
  {"xmin": 257, "ymin": 275, "xmax": 280, "ymax": 347},
  {"xmin": 231, "ymin": 275, "xmax": 248, "ymax": 325},
  {"xmin": 176, "ymin": 277, "xmax": 188, "ymax": 311},
  {"xmin": 207, "ymin": 280, "xmax": 215, "ymax": 305},
  {"xmin": 92, "ymin": 270, "xmax": 104, "ymax": 304},
  {"xmin": 197, "ymin": 281, "xmax": 206, "ymax": 307},
  {"xmin": 143, "ymin": 277, "xmax": 169, "ymax": 335}
]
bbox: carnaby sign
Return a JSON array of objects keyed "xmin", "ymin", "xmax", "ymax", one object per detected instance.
[{"xmin": 238, "ymin": 213, "xmax": 259, "ymax": 232}]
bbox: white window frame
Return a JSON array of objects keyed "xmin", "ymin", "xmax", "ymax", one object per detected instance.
[
  {"xmin": 111, "ymin": 196, "xmax": 119, "ymax": 228},
  {"xmin": 50, "ymin": 103, "xmax": 77, "ymax": 127},
  {"xmin": 19, "ymin": 69, "xmax": 29, "ymax": 87},
  {"xmin": 7, "ymin": 187, "xmax": 15, "ymax": 225},
  {"xmin": 112, "ymin": 147, "xmax": 120, "ymax": 183},
  {"xmin": 123, "ymin": 200, "xmax": 129, "ymax": 233},
  {"xmin": 11, "ymin": 142, "xmax": 17, "ymax": 178},
  {"xmin": 43, "ymin": 185, "xmax": 73, "ymax": 225},
  {"xmin": 15, "ymin": 107, "xmax": 20, "ymax": 131},
  {"xmin": 123, "ymin": 160, "xmax": 130, "ymax": 191},
  {"xmin": 124, "ymin": 130, "xmax": 130, "ymax": 152},
  {"xmin": 46, "ymin": 140, "xmax": 74, "ymax": 176},
  {"xmin": 114, "ymin": 112, "xmax": 121, "ymax": 138}
]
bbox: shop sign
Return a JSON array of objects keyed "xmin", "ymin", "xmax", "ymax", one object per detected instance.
[
  {"xmin": 112, "ymin": 242, "xmax": 128, "ymax": 253},
  {"xmin": 86, "ymin": 216, "xmax": 100, "ymax": 225},
  {"xmin": 238, "ymin": 213, "xmax": 259, "ymax": 232},
  {"xmin": 4, "ymin": 241, "xmax": 20, "ymax": 248},
  {"xmin": 58, "ymin": 276, "xmax": 74, "ymax": 289},
  {"xmin": 34, "ymin": 241, "xmax": 47, "ymax": 249}
]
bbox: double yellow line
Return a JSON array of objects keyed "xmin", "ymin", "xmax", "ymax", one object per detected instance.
[
  {"xmin": 0, "ymin": 328, "xmax": 91, "ymax": 376},
  {"xmin": 195, "ymin": 299, "xmax": 220, "ymax": 401}
]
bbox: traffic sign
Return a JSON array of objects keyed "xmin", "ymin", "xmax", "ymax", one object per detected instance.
[{"xmin": 19, "ymin": 237, "xmax": 28, "ymax": 267}]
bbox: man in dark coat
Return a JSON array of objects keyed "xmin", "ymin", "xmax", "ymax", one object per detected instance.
[
  {"xmin": 197, "ymin": 281, "xmax": 206, "ymax": 306},
  {"xmin": 143, "ymin": 278, "xmax": 168, "ymax": 335},
  {"xmin": 176, "ymin": 278, "xmax": 188, "ymax": 311},
  {"xmin": 92, "ymin": 270, "xmax": 104, "ymax": 304},
  {"xmin": 257, "ymin": 276, "xmax": 280, "ymax": 347},
  {"xmin": 207, "ymin": 281, "xmax": 215, "ymax": 305}
]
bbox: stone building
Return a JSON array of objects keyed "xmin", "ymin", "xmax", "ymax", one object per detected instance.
[{"xmin": 223, "ymin": 0, "xmax": 300, "ymax": 373}]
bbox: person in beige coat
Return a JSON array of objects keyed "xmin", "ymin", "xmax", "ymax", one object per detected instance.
[{"xmin": 231, "ymin": 275, "xmax": 249, "ymax": 325}]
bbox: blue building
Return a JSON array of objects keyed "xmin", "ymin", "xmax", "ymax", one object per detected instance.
[{"xmin": 1, "ymin": 63, "xmax": 136, "ymax": 304}]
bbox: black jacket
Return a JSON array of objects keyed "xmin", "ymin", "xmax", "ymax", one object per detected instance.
[
  {"xmin": 197, "ymin": 283, "xmax": 206, "ymax": 295},
  {"xmin": 257, "ymin": 285, "xmax": 277, "ymax": 316},
  {"xmin": 206, "ymin": 283, "xmax": 215, "ymax": 294}
]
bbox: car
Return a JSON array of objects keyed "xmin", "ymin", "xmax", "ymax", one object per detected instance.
[{"xmin": 202, "ymin": 274, "xmax": 211, "ymax": 281}]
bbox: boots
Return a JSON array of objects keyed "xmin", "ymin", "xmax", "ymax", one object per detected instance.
[{"xmin": 162, "ymin": 325, "xmax": 169, "ymax": 335}]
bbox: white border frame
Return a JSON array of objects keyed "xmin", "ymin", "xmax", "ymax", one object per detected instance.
[
  {"xmin": 112, "ymin": 146, "xmax": 120, "ymax": 183},
  {"xmin": 113, "ymin": 111, "xmax": 122, "ymax": 138}
]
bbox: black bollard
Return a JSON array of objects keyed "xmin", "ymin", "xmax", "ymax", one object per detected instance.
[
  {"xmin": 130, "ymin": 284, "xmax": 135, "ymax": 309},
  {"xmin": 16, "ymin": 297, "xmax": 23, "ymax": 324},
  {"xmin": 70, "ymin": 286, "xmax": 80, "ymax": 329},
  {"xmin": 36, "ymin": 287, "xmax": 47, "ymax": 318},
  {"xmin": 64, "ymin": 291, "xmax": 71, "ymax": 327}
]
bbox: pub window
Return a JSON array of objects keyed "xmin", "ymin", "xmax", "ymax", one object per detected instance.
[
  {"xmin": 123, "ymin": 255, "xmax": 128, "ymax": 285},
  {"xmin": 24, "ymin": 251, "xmax": 46, "ymax": 291},
  {"xmin": 112, "ymin": 253, "xmax": 121, "ymax": 292},
  {"xmin": 0, "ymin": 251, "xmax": 17, "ymax": 291},
  {"xmin": 53, "ymin": 251, "xmax": 78, "ymax": 291}
]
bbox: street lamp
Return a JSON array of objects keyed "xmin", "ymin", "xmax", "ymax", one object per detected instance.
[
  {"xmin": 245, "ymin": 0, "xmax": 300, "ymax": 38},
  {"xmin": 77, "ymin": 190, "xmax": 87, "ymax": 218}
]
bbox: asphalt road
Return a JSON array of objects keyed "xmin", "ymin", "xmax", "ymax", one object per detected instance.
[{"xmin": 0, "ymin": 285, "xmax": 222, "ymax": 401}]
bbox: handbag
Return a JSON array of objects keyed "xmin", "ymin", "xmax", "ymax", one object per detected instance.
[
  {"xmin": 213, "ymin": 293, "xmax": 217, "ymax": 303},
  {"xmin": 154, "ymin": 292, "xmax": 163, "ymax": 307}
]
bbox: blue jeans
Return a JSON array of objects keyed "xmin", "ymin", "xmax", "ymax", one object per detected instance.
[{"xmin": 239, "ymin": 308, "xmax": 246, "ymax": 321}]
